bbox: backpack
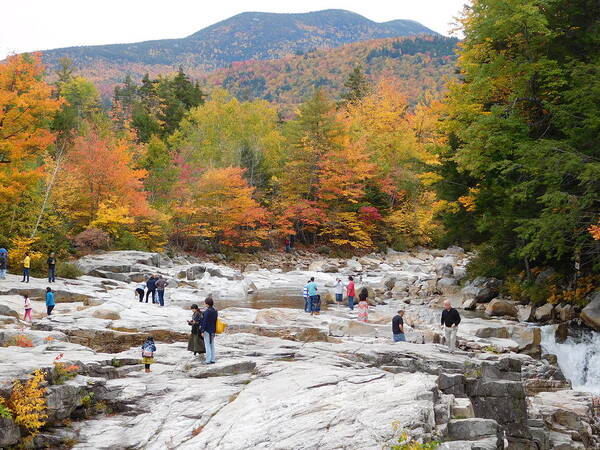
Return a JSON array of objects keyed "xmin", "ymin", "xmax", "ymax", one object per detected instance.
[
  {"xmin": 215, "ymin": 318, "xmax": 227, "ymax": 334},
  {"xmin": 142, "ymin": 343, "xmax": 154, "ymax": 358}
]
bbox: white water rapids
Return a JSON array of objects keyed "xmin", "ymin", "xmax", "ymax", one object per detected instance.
[{"xmin": 541, "ymin": 325, "xmax": 600, "ymax": 394}]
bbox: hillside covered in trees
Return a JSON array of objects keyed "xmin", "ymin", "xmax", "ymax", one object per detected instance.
[
  {"xmin": 0, "ymin": 0, "xmax": 598, "ymax": 306},
  {"xmin": 39, "ymin": 10, "xmax": 436, "ymax": 78}
]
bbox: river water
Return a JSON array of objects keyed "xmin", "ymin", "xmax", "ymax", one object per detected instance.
[{"xmin": 541, "ymin": 325, "xmax": 600, "ymax": 394}]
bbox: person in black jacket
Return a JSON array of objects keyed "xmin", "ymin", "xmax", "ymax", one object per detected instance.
[
  {"xmin": 145, "ymin": 275, "xmax": 157, "ymax": 303},
  {"xmin": 201, "ymin": 297, "xmax": 218, "ymax": 364},
  {"xmin": 187, "ymin": 304, "xmax": 205, "ymax": 356},
  {"xmin": 47, "ymin": 252, "xmax": 57, "ymax": 283},
  {"xmin": 441, "ymin": 300, "xmax": 461, "ymax": 353}
]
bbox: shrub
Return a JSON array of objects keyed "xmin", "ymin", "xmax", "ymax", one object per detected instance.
[
  {"xmin": 112, "ymin": 231, "xmax": 148, "ymax": 251},
  {"xmin": 56, "ymin": 261, "xmax": 83, "ymax": 279},
  {"xmin": 53, "ymin": 353, "xmax": 79, "ymax": 384},
  {"xmin": 8, "ymin": 369, "xmax": 47, "ymax": 437},
  {"xmin": 390, "ymin": 430, "xmax": 440, "ymax": 450},
  {"xmin": 0, "ymin": 397, "xmax": 12, "ymax": 419},
  {"xmin": 3, "ymin": 334, "xmax": 33, "ymax": 348},
  {"xmin": 73, "ymin": 228, "xmax": 110, "ymax": 251},
  {"xmin": 316, "ymin": 245, "xmax": 331, "ymax": 255}
]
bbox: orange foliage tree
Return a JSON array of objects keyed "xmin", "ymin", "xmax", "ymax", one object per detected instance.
[
  {"xmin": 173, "ymin": 167, "xmax": 271, "ymax": 249},
  {"xmin": 53, "ymin": 128, "xmax": 151, "ymax": 232},
  {"xmin": 0, "ymin": 54, "xmax": 62, "ymax": 242}
]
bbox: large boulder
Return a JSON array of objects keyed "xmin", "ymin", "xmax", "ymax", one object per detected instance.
[
  {"xmin": 382, "ymin": 274, "xmax": 397, "ymax": 291},
  {"xmin": 0, "ymin": 417, "xmax": 20, "ymax": 448},
  {"xmin": 534, "ymin": 303, "xmax": 554, "ymax": 322},
  {"xmin": 580, "ymin": 292, "xmax": 600, "ymax": 331},
  {"xmin": 461, "ymin": 277, "xmax": 502, "ymax": 303},
  {"xmin": 437, "ymin": 277, "xmax": 460, "ymax": 296},
  {"xmin": 447, "ymin": 418, "xmax": 499, "ymax": 441},
  {"xmin": 517, "ymin": 305, "xmax": 535, "ymax": 322},
  {"xmin": 435, "ymin": 259, "xmax": 454, "ymax": 278},
  {"xmin": 484, "ymin": 299, "xmax": 518, "ymax": 318},
  {"xmin": 0, "ymin": 305, "xmax": 19, "ymax": 319}
]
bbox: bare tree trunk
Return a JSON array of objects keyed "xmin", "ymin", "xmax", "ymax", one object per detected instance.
[{"xmin": 31, "ymin": 143, "xmax": 66, "ymax": 239}]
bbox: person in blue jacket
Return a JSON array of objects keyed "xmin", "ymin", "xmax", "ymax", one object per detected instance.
[
  {"xmin": 201, "ymin": 296, "xmax": 218, "ymax": 364},
  {"xmin": 46, "ymin": 287, "xmax": 56, "ymax": 316}
]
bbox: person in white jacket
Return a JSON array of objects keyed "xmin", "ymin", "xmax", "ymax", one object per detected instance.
[{"xmin": 334, "ymin": 278, "xmax": 344, "ymax": 305}]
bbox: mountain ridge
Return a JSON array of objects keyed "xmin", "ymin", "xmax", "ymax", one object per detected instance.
[{"xmin": 39, "ymin": 9, "xmax": 437, "ymax": 72}]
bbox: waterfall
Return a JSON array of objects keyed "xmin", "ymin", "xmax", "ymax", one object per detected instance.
[{"xmin": 541, "ymin": 325, "xmax": 600, "ymax": 394}]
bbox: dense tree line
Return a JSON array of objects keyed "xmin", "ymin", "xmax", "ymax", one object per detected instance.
[{"xmin": 0, "ymin": 0, "xmax": 598, "ymax": 305}]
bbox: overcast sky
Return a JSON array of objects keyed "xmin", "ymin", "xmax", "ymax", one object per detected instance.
[{"xmin": 1, "ymin": 0, "xmax": 467, "ymax": 60}]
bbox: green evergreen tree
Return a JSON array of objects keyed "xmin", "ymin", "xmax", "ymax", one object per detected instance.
[{"xmin": 338, "ymin": 65, "xmax": 370, "ymax": 108}]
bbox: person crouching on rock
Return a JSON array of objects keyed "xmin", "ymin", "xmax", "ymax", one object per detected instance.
[
  {"xmin": 142, "ymin": 336, "xmax": 156, "ymax": 373},
  {"xmin": 46, "ymin": 287, "xmax": 55, "ymax": 316},
  {"xmin": 188, "ymin": 304, "xmax": 205, "ymax": 357},
  {"xmin": 201, "ymin": 297, "xmax": 218, "ymax": 364},
  {"xmin": 135, "ymin": 283, "xmax": 145, "ymax": 303},
  {"xmin": 441, "ymin": 300, "xmax": 461, "ymax": 353},
  {"xmin": 357, "ymin": 287, "xmax": 369, "ymax": 322}
]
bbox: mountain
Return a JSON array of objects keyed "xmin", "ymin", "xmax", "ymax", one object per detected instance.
[
  {"xmin": 201, "ymin": 35, "xmax": 459, "ymax": 114},
  {"xmin": 40, "ymin": 9, "xmax": 437, "ymax": 73}
]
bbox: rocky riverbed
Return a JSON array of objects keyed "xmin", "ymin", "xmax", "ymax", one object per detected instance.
[{"xmin": 0, "ymin": 249, "xmax": 598, "ymax": 449}]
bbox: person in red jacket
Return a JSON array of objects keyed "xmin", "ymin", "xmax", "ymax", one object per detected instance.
[{"xmin": 346, "ymin": 276, "xmax": 356, "ymax": 310}]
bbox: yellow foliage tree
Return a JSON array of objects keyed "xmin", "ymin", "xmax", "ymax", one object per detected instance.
[
  {"xmin": 89, "ymin": 198, "xmax": 135, "ymax": 238},
  {"xmin": 8, "ymin": 369, "xmax": 47, "ymax": 437}
]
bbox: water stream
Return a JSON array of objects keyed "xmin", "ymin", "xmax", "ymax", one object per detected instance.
[{"xmin": 541, "ymin": 325, "xmax": 600, "ymax": 394}]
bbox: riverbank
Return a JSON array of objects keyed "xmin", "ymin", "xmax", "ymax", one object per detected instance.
[{"xmin": 0, "ymin": 249, "xmax": 598, "ymax": 449}]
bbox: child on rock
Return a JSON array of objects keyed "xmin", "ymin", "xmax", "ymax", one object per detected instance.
[{"xmin": 141, "ymin": 336, "xmax": 156, "ymax": 373}]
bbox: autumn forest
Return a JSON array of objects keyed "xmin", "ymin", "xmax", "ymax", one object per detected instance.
[{"xmin": 1, "ymin": 0, "xmax": 599, "ymax": 302}]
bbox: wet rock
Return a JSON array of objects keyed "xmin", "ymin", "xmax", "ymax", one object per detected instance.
[
  {"xmin": 484, "ymin": 299, "xmax": 518, "ymax": 318},
  {"xmin": 555, "ymin": 304, "xmax": 574, "ymax": 322},
  {"xmin": 534, "ymin": 303, "xmax": 554, "ymax": 322},
  {"xmin": 555, "ymin": 323, "xmax": 569, "ymax": 343},
  {"xmin": 580, "ymin": 292, "xmax": 600, "ymax": 331}
]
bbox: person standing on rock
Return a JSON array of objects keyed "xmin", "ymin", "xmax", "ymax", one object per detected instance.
[
  {"xmin": 303, "ymin": 280, "xmax": 311, "ymax": 313},
  {"xmin": 357, "ymin": 287, "xmax": 369, "ymax": 322},
  {"xmin": 441, "ymin": 300, "xmax": 461, "ymax": 353},
  {"xmin": 392, "ymin": 310, "xmax": 406, "ymax": 342},
  {"xmin": 141, "ymin": 336, "xmax": 156, "ymax": 373},
  {"xmin": 47, "ymin": 252, "xmax": 57, "ymax": 283},
  {"xmin": 135, "ymin": 283, "xmax": 145, "ymax": 302},
  {"xmin": 155, "ymin": 275, "xmax": 168, "ymax": 307},
  {"xmin": 21, "ymin": 252, "xmax": 30, "ymax": 283},
  {"xmin": 23, "ymin": 294, "xmax": 32, "ymax": 322},
  {"xmin": 145, "ymin": 274, "xmax": 157, "ymax": 303},
  {"xmin": 334, "ymin": 278, "xmax": 344, "ymax": 305},
  {"xmin": 45, "ymin": 287, "xmax": 55, "ymax": 316},
  {"xmin": 0, "ymin": 252, "xmax": 6, "ymax": 279},
  {"xmin": 346, "ymin": 276, "xmax": 356, "ymax": 310},
  {"xmin": 307, "ymin": 277, "xmax": 319, "ymax": 316},
  {"xmin": 201, "ymin": 297, "xmax": 218, "ymax": 364},
  {"xmin": 187, "ymin": 304, "xmax": 205, "ymax": 357}
]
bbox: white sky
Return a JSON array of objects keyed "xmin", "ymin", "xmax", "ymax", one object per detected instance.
[{"xmin": 1, "ymin": 0, "xmax": 467, "ymax": 60}]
